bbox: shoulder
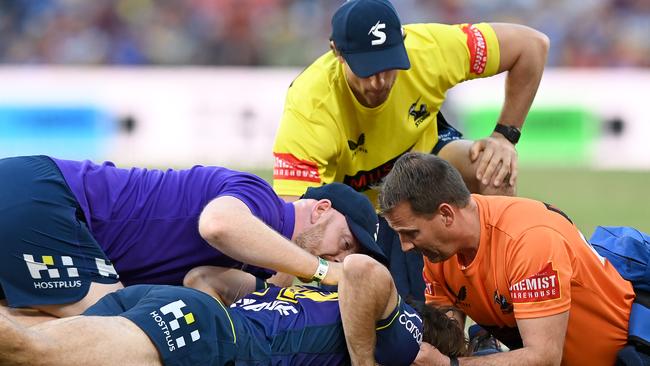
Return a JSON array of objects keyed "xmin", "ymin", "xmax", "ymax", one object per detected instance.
[
  {"xmin": 404, "ymin": 22, "xmax": 496, "ymax": 47},
  {"xmin": 476, "ymin": 195, "xmax": 549, "ymax": 230},
  {"xmin": 403, "ymin": 23, "xmax": 462, "ymax": 44},
  {"xmin": 286, "ymin": 51, "xmax": 343, "ymax": 112}
]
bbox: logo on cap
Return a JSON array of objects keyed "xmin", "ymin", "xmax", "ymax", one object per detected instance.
[{"xmin": 368, "ymin": 21, "xmax": 387, "ymax": 45}]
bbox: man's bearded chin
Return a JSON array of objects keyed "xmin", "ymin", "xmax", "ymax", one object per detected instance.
[{"xmin": 294, "ymin": 221, "xmax": 326, "ymax": 255}]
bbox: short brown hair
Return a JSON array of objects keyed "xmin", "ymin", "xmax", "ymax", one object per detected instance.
[{"xmin": 379, "ymin": 152, "xmax": 470, "ymax": 216}]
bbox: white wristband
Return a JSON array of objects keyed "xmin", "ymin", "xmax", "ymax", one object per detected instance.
[{"xmin": 311, "ymin": 257, "xmax": 329, "ymax": 283}]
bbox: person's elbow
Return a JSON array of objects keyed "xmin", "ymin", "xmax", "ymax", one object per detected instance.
[
  {"xmin": 198, "ymin": 208, "xmax": 232, "ymax": 248},
  {"xmin": 493, "ymin": 23, "xmax": 550, "ymax": 73},
  {"xmin": 515, "ymin": 25, "xmax": 550, "ymax": 65}
]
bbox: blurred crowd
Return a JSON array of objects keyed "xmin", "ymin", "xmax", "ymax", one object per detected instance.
[{"xmin": 0, "ymin": 0, "xmax": 648, "ymax": 67}]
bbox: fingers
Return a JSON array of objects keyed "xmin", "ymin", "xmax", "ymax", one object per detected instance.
[
  {"xmin": 474, "ymin": 137, "xmax": 518, "ymax": 188},
  {"xmin": 411, "ymin": 343, "xmax": 439, "ymax": 365},
  {"xmin": 476, "ymin": 148, "xmax": 497, "ymax": 186},
  {"xmin": 322, "ymin": 261, "xmax": 342, "ymax": 285},
  {"xmin": 508, "ymin": 153, "xmax": 519, "ymax": 187},
  {"xmin": 468, "ymin": 140, "xmax": 485, "ymax": 162},
  {"xmin": 491, "ymin": 155, "xmax": 512, "ymax": 187}
]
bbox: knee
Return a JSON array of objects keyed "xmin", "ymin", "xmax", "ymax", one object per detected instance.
[
  {"xmin": 183, "ymin": 267, "xmax": 208, "ymax": 289},
  {"xmin": 342, "ymin": 254, "xmax": 390, "ymax": 285}
]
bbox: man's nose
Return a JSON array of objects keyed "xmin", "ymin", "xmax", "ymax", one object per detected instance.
[
  {"xmin": 322, "ymin": 251, "xmax": 346, "ymax": 263},
  {"xmin": 368, "ymin": 73, "xmax": 386, "ymax": 89},
  {"xmin": 399, "ymin": 239, "xmax": 414, "ymax": 252}
]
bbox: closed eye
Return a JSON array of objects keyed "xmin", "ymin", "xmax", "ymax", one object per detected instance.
[
  {"xmin": 399, "ymin": 230, "xmax": 418, "ymax": 240},
  {"xmin": 344, "ymin": 240, "xmax": 351, "ymax": 250}
]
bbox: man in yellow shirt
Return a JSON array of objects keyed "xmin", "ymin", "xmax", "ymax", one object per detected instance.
[{"xmin": 273, "ymin": 0, "xmax": 549, "ymax": 301}]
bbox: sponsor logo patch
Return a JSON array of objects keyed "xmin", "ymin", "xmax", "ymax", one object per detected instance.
[
  {"xmin": 509, "ymin": 263, "xmax": 561, "ymax": 303},
  {"xmin": 150, "ymin": 300, "xmax": 201, "ymax": 352},
  {"xmin": 273, "ymin": 153, "xmax": 320, "ymax": 183},
  {"xmin": 95, "ymin": 258, "xmax": 119, "ymax": 279},
  {"xmin": 239, "ymin": 300, "xmax": 298, "ymax": 316},
  {"xmin": 24, "ymin": 254, "xmax": 83, "ymax": 289},
  {"xmin": 399, "ymin": 310, "xmax": 423, "ymax": 343},
  {"xmin": 343, "ymin": 146, "xmax": 412, "ymax": 192},
  {"xmin": 461, "ymin": 24, "xmax": 488, "ymax": 75}
]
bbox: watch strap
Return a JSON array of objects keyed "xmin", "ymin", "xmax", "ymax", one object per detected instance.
[{"xmin": 493, "ymin": 123, "xmax": 521, "ymax": 145}]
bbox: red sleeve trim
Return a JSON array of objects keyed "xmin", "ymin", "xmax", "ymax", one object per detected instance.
[{"xmin": 273, "ymin": 153, "xmax": 321, "ymax": 183}]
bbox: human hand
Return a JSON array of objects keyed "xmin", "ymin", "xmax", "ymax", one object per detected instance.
[
  {"xmin": 469, "ymin": 133, "xmax": 518, "ymax": 188},
  {"xmin": 321, "ymin": 261, "xmax": 342, "ymax": 285},
  {"xmin": 411, "ymin": 343, "xmax": 449, "ymax": 366}
]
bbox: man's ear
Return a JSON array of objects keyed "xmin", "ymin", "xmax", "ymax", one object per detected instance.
[
  {"xmin": 311, "ymin": 199, "xmax": 333, "ymax": 223},
  {"xmin": 438, "ymin": 203, "xmax": 455, "ymax": 227},
  {"xmin": 329, "ymin": 41, "xmax": 345, "ymax": 63}
]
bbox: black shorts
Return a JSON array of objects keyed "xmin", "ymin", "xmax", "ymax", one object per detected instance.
[
  {"xmin": 432, "ymin": 111, "xmax": 463, "ymax": 155},
  {"xmin": 0, "ymin": 156, "xmax": 118, "ymax": 307},
  {"xmin": 84, "ymin": 285, "xmax": 238, "ymax": 366}
]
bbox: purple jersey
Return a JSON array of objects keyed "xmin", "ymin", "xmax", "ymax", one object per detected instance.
[{"xmin": 51, "ymin": 158, "xmax": 295, "ymax": 286}]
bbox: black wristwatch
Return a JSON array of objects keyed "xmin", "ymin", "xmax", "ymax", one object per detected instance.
[{"xmin": 493, "ymin": 123, "xmax": 521, "ymax": 145}]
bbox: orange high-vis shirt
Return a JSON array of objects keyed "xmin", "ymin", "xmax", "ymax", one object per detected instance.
[{"xmin": 424, "ymin": 195, "xmax": 634, "ymax": 366}]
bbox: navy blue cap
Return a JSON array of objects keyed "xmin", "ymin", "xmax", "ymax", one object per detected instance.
[
  {"xmin": 331, "ymin": 0, "xmax": 410, "ymax": 78},
  {"xmin": 302, "ymin": 183, "xmax": 387, "ymax": 264}
]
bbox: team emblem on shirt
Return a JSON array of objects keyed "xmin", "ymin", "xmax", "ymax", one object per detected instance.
[
  {"xmin": 452, "ymin": 285, "xmax": 470, "ymax": 308},
  {"xmin": 408, "ymin": 97, "xmax": 430, "ymax": 127},
  {"xmin": 493, "ymin": 290, "xmax": 513, "ymax": 314},
  {"xmin": 347, "ymin": 133, "xmax": 368, "ymax": 155}
]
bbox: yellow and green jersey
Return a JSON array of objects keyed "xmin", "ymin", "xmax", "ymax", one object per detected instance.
[{"xmin": 273, "ymin": 23, "xmax": 500, "ymax": 205}]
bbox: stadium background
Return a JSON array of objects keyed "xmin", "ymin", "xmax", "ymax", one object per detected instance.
[{"xmin": 0, "ymin": 0, "xmax": 648, "ymax": 236}]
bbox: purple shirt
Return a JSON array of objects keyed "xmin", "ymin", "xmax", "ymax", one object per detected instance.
[{"xmin": 51, "ymin": 158, "xmax": 295, "ymax": 286}]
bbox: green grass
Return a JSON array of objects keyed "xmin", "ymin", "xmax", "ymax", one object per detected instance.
[
  {"xmin": 245, "ymin": 167, "xmax": 650, "ymax": 239},
  {"xmin": 517, "ymin": 168, "xmax": 650, "ymax": 238}
]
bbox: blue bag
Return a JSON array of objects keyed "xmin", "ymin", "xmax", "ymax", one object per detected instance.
[
  {"xmin": 590, "ymin": 226, "xmax": 650, "ymax": 363},
  {"xmin": 590, "ymin": 226, "xmax": 650, "ymax": 292}
]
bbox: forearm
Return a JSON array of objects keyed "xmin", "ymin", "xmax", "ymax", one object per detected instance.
[
  {"xmin": 496, "ymin": 58, "xmax": 545, "ymax": 128},
  {"xmin": 199, "ymin": 197, "xmax": 324, "ymax": 282},
  {"xmin": 458, "ymin": 347, "xmax": 558, "ymax": 366},
  {"xmin": 339, "ymin": 255, "xmax": 396, "ymax": 366},
  {"xmin": 0, "ymin": 313, "xmax": 35, "ymax": 364}
]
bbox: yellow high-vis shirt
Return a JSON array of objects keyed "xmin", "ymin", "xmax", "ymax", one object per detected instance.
[{"xmin": 273, "ymin": 23, "xmax": 500, "ymax": 205}]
